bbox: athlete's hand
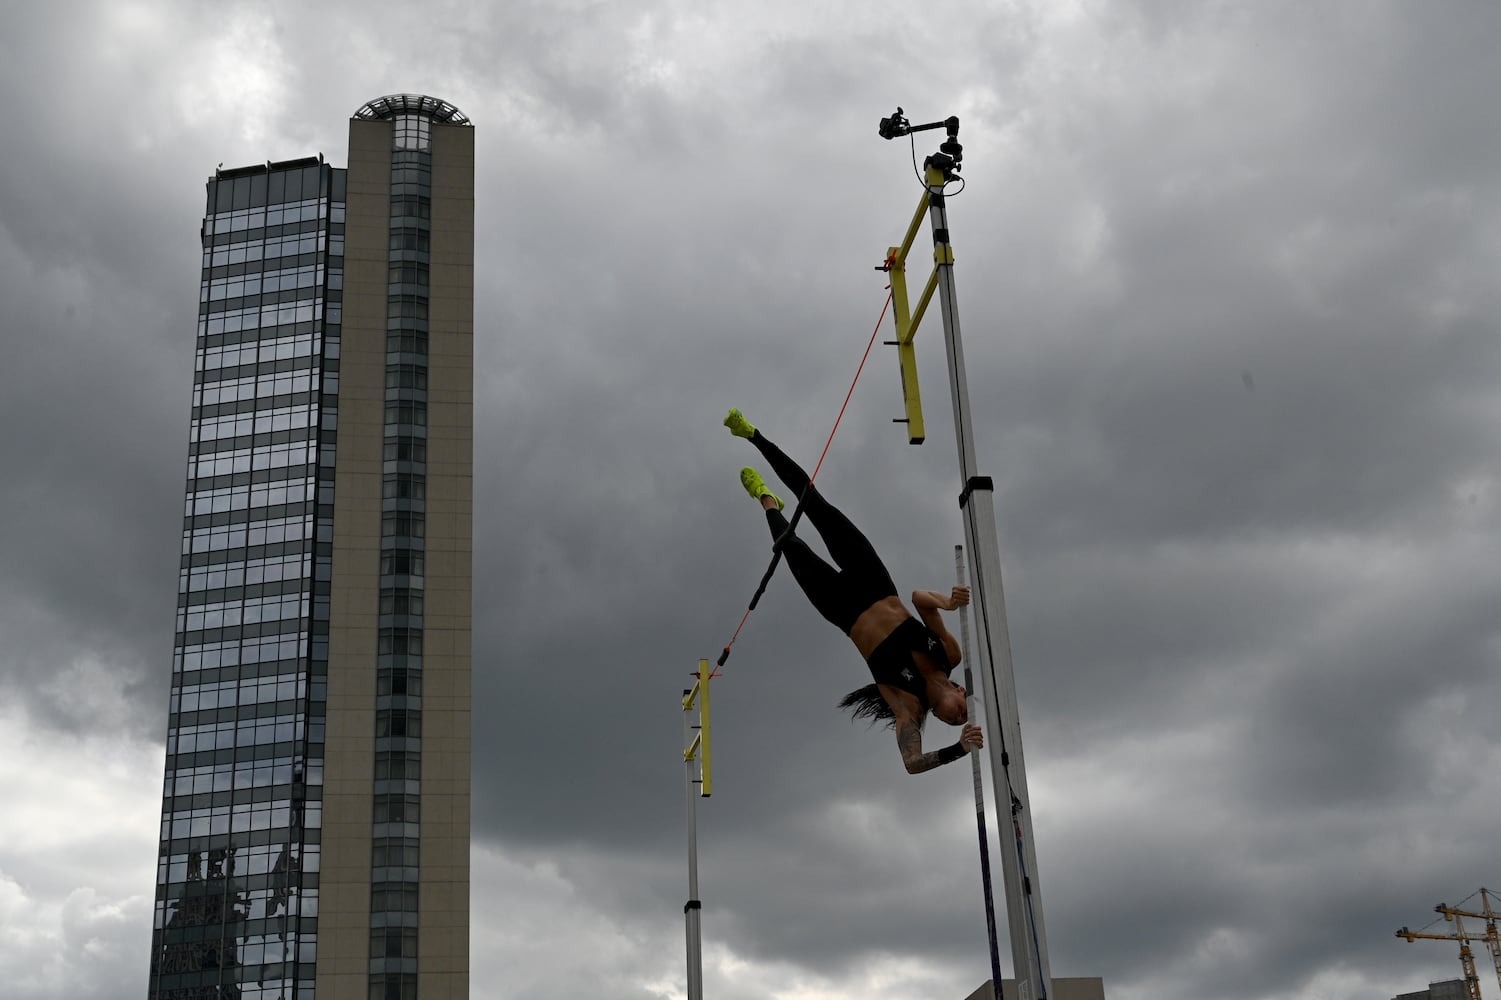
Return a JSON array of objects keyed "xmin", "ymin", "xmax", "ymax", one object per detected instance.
[
  {"xmin": 959, "ymin": 722, "xmax": 983, "ymax": 752},
  {"xmin": 947, "ymin": 585, "xmax": 971, "ymax": 610}
]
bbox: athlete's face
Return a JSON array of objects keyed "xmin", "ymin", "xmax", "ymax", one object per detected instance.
[{"xmin": 932, "ymin": 684, "xmax": 968, "ymax": 725}]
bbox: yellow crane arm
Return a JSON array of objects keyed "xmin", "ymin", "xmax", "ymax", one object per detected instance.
[
  {"xmin": 1397, "ymin": 926, "xmax": 1490, "ymax": 943},
  {"xmin": 1437, "ymin": 904, "xmax": 1501, "ymax": 928}
]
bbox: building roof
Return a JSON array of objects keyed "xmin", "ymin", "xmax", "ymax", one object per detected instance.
[{"xmin": 353, "ymin": 93, "xmax": 471, "ymax": 126}]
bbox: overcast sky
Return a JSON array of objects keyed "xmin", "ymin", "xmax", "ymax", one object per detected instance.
[{"xmin": 3, "ymin": 2, "xmax": 1500, "ymax": 998}]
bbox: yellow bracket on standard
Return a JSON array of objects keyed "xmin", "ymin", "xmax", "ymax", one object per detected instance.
[
  {"xmin": 682, "ymin": 658, "xmax": 712, "ymax": 797},
  {"xmin": 884, "ymin": 165, "xmax": 954, "ymax": 446}
]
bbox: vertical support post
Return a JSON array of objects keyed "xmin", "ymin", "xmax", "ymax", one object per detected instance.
[
  {"xmin": 1446, "ymin": 911, "xmax": 1483, "ymax": 1000},
  {"xmin": 682, "ymin": 659, "xmax": 711, "ymax": 1000},
  {"xmin": 926, "ymin": 164, "xmax": 1053, "ymax": 1000},
  {"xmin": 682, "ymin": 702, "xmax": 703, "ymax": 1000},
  {"xmin": 955, "ymin": 544, "xmax": 1004, "ymax": 995}
]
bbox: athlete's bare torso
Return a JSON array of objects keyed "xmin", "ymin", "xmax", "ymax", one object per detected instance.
[{"xmin": 848, "ymin": 595, "xmax": 917, "ymax": 660}]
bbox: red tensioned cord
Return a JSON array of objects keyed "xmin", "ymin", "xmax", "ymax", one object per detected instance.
[
  {"xmin": 810, "ymin": 292, "xmax": 891, "ymax": 483},
  {"xmin": 714, "ymin": 289, "xmax": 895, "ymax": 675}
]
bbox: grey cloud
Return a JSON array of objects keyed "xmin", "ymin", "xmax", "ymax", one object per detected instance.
[{"xmin": 5, "ymin": 1, "xmax": 1501, "ymax": 998}]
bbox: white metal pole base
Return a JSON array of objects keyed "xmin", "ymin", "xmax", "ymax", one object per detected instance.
[{"xmin": 927, "ymin": 173, "xmax": 1054, "ymax": 1000}]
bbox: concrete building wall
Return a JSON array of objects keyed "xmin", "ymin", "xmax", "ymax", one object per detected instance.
[
  {"xmin": 416, "ymin": 117, "xmax": 474, "ymax": 1000},
  {"xmin": 316, "ymin": 107, "xmax": 473, "ymax": 1000},
  {"xmin": 317, "ymin": 115, "xmax": 393, "ymax": 1000}
]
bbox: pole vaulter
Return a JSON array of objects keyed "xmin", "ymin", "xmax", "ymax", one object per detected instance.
[{"xmin": 687, "ymin": 110, "xmax": 1054, "ymax": 1000}]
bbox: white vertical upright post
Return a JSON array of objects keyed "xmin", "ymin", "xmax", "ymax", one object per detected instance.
[
  {"xmin": 682, "ymin": 699, "xmax": 703, "ymax": 1000},
  {"xmin": 926, "ymin": 166, "xmax": 1053, "ymax": 1000},
  {"xmin": 682, "ymin": 659, "xmax": 711, "ymax": 1000}
]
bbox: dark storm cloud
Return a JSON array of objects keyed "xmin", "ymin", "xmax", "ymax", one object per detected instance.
[
  {"xmin": 942, "ymin": 6, "xmax": 1501, "ymax": 993},
  {"xmin": 5, "ymin": 1, "xmax": 1501, "ymax": 998},
  {"xmin": 0, "ymin": 9, "xmax": 213, "ymax": 738}
]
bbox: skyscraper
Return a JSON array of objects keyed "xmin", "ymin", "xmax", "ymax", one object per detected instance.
[{"xmin": 148, "ymin": 94, "xmax": 474, "ymax": 1000}]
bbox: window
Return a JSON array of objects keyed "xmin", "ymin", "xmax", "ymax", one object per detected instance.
[
  {"xmin": 381, "ymin": 475, "xmax": 426, "ymax": 502},
  {"xmin": 379, "ymin": 585, "xmax": 425, "ymax": 613},
  {"xmin": 378, "ymin": 667, "xmax": 421, "ymax": 696},
  {"xmin": 372, "ymin": 926, "xmax": 418, "ymax": 958},
  {"xmin": 369, "ymin": 885, "xmax": 420, "ymax": 916},
  {"xmin": 387, "ymin": 295, "xmax": 427, "ymax": 321},
  {"xmin": 380, "ymin": 514, "xmax": 425, "ymax": 541},
  {"xmin": 379, "ymin": 549, "xmax": 425, "ymax": 576},
  {"xmin": 385, "ymin": 331, "xmax": 428, "ymax": 355},
  {"xmin": 387, "ymin": 264, "xmax": 428, "ymax": 288},
  {"xmin": 389, "ymin": 228, "xmax": 430, "ymax": 253},
  {"xmin": 369, "ymin": 972, "xmax": 419, "ymax": 1000},
  {"xmin": 392, "ymin": 113, "xmax": 431, "ymax": 151},
  {"xmin": 389, "ymin": 195, "xmax": 430, "ymax": 221},
  {"xmin": 378, "ymin": 628, "xmax": 423, "ymax": 655},
  {"xmin": 372, "ymin": 837, "xmax": 421, "ymax": 866},
  {"xmin": 384, "ymin": 437, "xmax": 427, "ymax": 464},
  {"xmin": 372, "ymin": 792, "xmax": 421, "ymax": 822},
  {"xmin": 376, "ymin": 710, "xmax": 422, "ymax": 739},
  {"xmin": 383, "ymin": 400, "xmax": 427, "ymax": 428},
  {"xmin": 385, "ymin": 365, "xmax": 427, "ymax": 391},
  {"xmin": 391, "ymin": 164, "xmax": 430, "ymax": 187},
  {"xmin": 375, "ymin": 746, "xmax": 420, "ymax": 784}
]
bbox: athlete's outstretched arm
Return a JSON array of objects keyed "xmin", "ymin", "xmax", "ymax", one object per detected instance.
[{"xmin": 895, "ymin": 718, "xmax": 983, "ymax": 775}]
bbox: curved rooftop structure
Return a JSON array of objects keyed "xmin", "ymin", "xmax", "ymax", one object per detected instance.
[{"xmin": 354, "ymin": 93, "xmax": 471, "ymax": 126}]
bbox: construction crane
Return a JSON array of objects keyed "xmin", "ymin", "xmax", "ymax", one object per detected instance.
[
  {"xmin": 1396, "ymin": 919, "xmax": 1482, "ymax": 1000},
  {"xmin": 1435, "ymin": 889, "xmax": 1501, "ymax": 999},
  {"xmin": 1396, "ymin": 888, "xmax": 1501, "ymax": 1000}
]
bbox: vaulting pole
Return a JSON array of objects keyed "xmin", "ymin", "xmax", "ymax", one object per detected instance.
[{"xmin": 956, "ymin": 544, "xmax": 1004, "ymax": 994}]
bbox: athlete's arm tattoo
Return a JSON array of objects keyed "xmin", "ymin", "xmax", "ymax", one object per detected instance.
[{"xmin": 896, "ymin": 719, "xmax": 965, "ymax": 774}]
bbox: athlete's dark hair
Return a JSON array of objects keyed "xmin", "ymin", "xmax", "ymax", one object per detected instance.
[{"xmin": 838, "ymin": 683, "xmax": 927, "ymax": 729}]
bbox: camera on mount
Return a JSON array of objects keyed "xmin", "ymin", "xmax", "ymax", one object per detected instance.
[
  {"xmin": 878, "ymin": 107, "xmax": 911, "ymax": 140},
  {"xmin": 878, "ymin": 108, "xmax": 964, "ymax": 181}
]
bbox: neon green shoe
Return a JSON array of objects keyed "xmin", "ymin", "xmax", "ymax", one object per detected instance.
[
  {"xmin": 724, "ymin": 407, "xmax": 756, "ymax": 439},
  {"xmin": 740, "ymin": 467, "xmax": 784, "ymax": 510}
]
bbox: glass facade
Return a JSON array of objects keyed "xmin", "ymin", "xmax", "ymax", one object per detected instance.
[
  {"xmin": 367, "ymin": 134, "xmax": 432, "ymax": 1000},
  {"xmin": 149, "ymin": 160, "xmax": 346, "ymax": 1000}
]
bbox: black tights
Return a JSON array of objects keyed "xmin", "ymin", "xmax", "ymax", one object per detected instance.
[{"xmin": 749, "ymin": 430, "xmax": 897, "ymax": 634}]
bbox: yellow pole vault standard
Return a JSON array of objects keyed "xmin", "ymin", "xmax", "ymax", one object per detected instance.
[
  {"xmin": 682, "ymin": 659, "xmax": 712, "ymax": 796},
  {"xmin": 882, "ymin": 165, "xmax": 953, "ymax": 445},
  {"xmin": 681, "ymin": 659, "xmax": 712, "ymax": 1000},
  {"xmin": 884, "ymin": 180, "xmax": 930, "ymax": 444}
]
